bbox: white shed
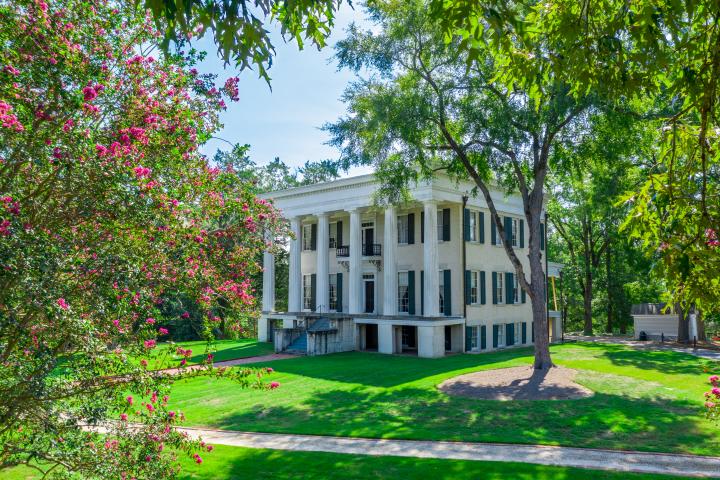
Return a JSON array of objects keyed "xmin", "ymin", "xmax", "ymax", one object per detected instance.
[{"xmin": 631, "ymin": 303, "xmax": 697, "ymax": 340}]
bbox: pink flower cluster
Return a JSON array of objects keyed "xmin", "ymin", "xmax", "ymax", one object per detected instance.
[
  {"xmin": 706, "ymin": 228, "xmax": 719, "ymax": 248},
  {"xmin": 705, "ymin": 375, "xmax": 720, "ymax": 409},
  {"xmin": 0, "ymin": 101, "xmax": 24, "ymax": 132}
]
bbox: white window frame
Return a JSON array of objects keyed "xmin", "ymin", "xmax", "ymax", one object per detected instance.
[
  {"xmin": 468, "ymin": 211, "xmax": 478, "ymax": 242},
  {"xmin": 497, "ymin": 324, "xmax": 505, "ymax": 348},
  {"xmin": 397, "ymin": 215, "xmax": 409, "ymax": 245},
  {"xmin": 437, "ymin": 210, "xmax": 444, "ymax": 242},
  {"xmin": 329, "ymin": 222, "xmax": 338, "ymax": 249},
  {"xmin": 329, "ymin": 274, "xmax": 337, "ymax": 311},
  {"xmin": 513, "ymin": 274, "xmax": 520, "ymax": 304},
  {"xmin": 495, "ymin": 272, "xmax": 504, "ymax": 304},
  {"xmin": 512, "ymin": 218, "xmax": 519, "ymax": 247},
  {"xmin": 302, "ymin": 274, "xmax": 313, "ymax": 310},
  {"xmin": 515, "ymin": 322, "xmax": 522, "ymax": 344},
  {"xmin": 302, "ymin": 224, "xmax": 313, "ymax": 251},
  {"xmin": 397, "ymin": 271, "xmax": 410, "ymax": 313},
  {"xmin": 470, "ymin": 271, "xmax": 479, "ymax": 304},
  {"xmin": 470, "ymin": 326, "xmax": 479, "ymax": 351}
]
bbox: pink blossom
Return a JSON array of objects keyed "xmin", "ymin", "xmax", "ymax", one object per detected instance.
[
  {"xmin": 82, "ymin": 85, "xmax": 97, "ymax": 101},
  {"xmin": 126, "ymin": 395, "xmax": 134, "ymax": 405},
  {"xmin": 181, "ymin": 311, "xmax": 190, "ymax": 319},
  {"xmin": 143, "ymin": 339, "xmax": 156, "ymax": 349},
  {"xmin": 134, "ymin": 166, "xmax": 151, "ymax": 178},
  {"xmin": 57, "ymin": 298, "xmax": 69, "ymax": 310},
  {"xmin": 158, "ymin": 327, "xmax": 169, "ymax": 335},
  {"xmin": 145, "ymin": 317, "xmax": 155, "ymax": 325},
  {"xmin": 710, "ymin": 375, "xmax": 719, "ymax": 384},
  {"xmin": 146, "ymin": 403, "xmax": 155, "ymax": 412},
  {"xmin": 270, "ymin": 381, "xmax": 280, "ymax": 389},
  {"xmin": 120, "ymin": 413, "xmax": 128, "ymax": 421}
]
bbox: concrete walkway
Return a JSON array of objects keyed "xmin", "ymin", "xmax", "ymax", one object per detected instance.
[
  {"xmin": 566, "ymin": 335, "xmax": 720, "ymax": 361},
  {"xmin": 157, "ymin": 353, "xmax": 295, "ymax": 375},
  {"xmin": 179, "ymin": 427, "xmax": 720, "ymax": 478}
]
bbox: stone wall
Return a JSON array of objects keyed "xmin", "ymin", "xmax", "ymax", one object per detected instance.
[{"xmin": 307, "ymin": 318, "xmax": 356, "ymax": 355}]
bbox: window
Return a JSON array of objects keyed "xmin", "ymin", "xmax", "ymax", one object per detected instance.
[
  {"xmin": 398, "ymin": 271, "xmax": 410, "ymax": 313},
  {"xmin": 437, "ymin": 210, "xmax": 443, "ymax": 241},
  {"xmin": 497, "ymin": 324, "xmax": 505, "ymax": 347},
  {"xmin": 302, "ymin": 224, "xmax": 313, "ymax": 250},
  {"xmin": 515, "ymin": 322, "xmax": 522, "ymax": 344},
  {"xmin": 470, "ymin": 326, "xmax": 479, "ymax": 351},
  {"xmin": 512, "ymin": 218, "xmax": 519, "ymax": 247},
  {"xmin": 329, "ymin": 274, "xmax": 337, "ymax": 311},
  {"xmin": 513, "ymin": 274, "xmax": 519, "ymax": 303},
  {"xmin": 468, "ymin": 211, "xmax": 478, "ymax": 242},
  {"xmin": 438, "ymin": 270, "xmax": 445, "ymax": 313},
  {"xmin": 329, "ymin": 222, "xmax": 338, "ymax": 249},
  {"xmin": 397, "ymin": 215, "xmax": 409, "ymax": 244},
  {"xmin": 495, "ymin": 272, "xmax": 504, "ymax": 304},
  {"xmin": 470, "ymin": 271, "xmax": 479, "ymax": 304},
  {"xmin": 302, "ymin": 275, "xmax": 313, "ymax": 310}
]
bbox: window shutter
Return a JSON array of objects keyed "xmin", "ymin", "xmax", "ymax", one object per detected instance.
[
  {"xmin": 310, "ymin": 274, "xmax": 317, "ymax": 310},
  {"xmin": 465, "ymin": 326, "xmax": 472, "ymax": 352},
  {"xmin": 522, "ymin": 322, "xmax": 527, "ymax": 344},
  {"xmin": 407, "ymin": 213, "xmax": 415, "ymax": 244},
  {"xmin": 442, "ymin": 208, "xmax": 451, "ymax": 241},
  {"xmin": 463, "ymin": 208, "xmax": 470, "ymax": 241},
  {"xmin": 506, "ymin": 323, "xmax": 514, "ymax": 346},
  {"xmin": 519, "ymin": 219, "xmax": 524, "ymax": 248},
  {"xmin": 464, "ymin": 270, "xmax": 471, "ymax": 305},
  {"xmin": 311, "ymin": 224, "xmax": 317, "ymax": 250},
  {"xmin": 420, "ymin": 270, "xmax": 424, "ymax": 315},
  {"xmin": 481, "ymin": 325, "xmax": 487, "ymax": 349},
  {"xmin": 505, "ymin": 272, "xmax": 514, "ymax": 305},
  {"xmin": 521, "ymin": 286, "xmax": 526, "ymax": 304},
  {"xmin": 420, "ymin": 212, "xmax": 424, "ymax": 244},
  {"xmin": 480, "ymin": 271, "xmax": 486, "ymax": 305},
  {"xmin": 491, "ymin": 217, "xmax": 496, "ymax": 245},
  {"xmin": 443, "ymin": 269, "xmax": 452, "ymax": 316},
  {"xmin": 479, "ymin": 212, "xmax": 485, "ymax": 243},
  {"xmin": 504, "ymin": 216, "xmax": 512, "ymax": 244},
  {"xmin": 408, "ymin": 270, "xmax": 416, "ymax": 315},
  {"xmin": 491, "ymin": 272, "xmax": 497, "ymax": 304},
  {"xmin": 337, "ymin": 221, "xmax": 343, "ymax": 248},
  {"xmin": 540, "ymin": 223, "xmax": 545, "ymax": 250},
  {"xmin": 492, "ymin": 325, "xmax": 498, "ymax": 348},
  {"xmin": 336, "ymin": 273, "xmax": 343, "ymax": 312}
]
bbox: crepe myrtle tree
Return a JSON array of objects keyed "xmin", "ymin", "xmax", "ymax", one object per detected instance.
[
  {"xmin": 0, "ymin": 1, "xmax": 284, "ymax": 477},
  {"xmin": 326, "ymin": 0, "xmax": 594, "ymax": 369}
]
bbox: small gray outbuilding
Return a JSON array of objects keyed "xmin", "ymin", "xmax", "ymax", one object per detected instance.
[{"xmin": 631, "ymin": 303, "xmax": 698, "ymax": 341}]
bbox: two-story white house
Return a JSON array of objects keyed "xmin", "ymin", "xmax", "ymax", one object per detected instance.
[{"xmin": 259, "ymin": 174, "xmax": 562, "ymax": 358}]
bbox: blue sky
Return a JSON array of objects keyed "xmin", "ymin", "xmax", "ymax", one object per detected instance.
[{"xmin": 195, "ymin": 3, "xmax": 372, "ymax": 176}]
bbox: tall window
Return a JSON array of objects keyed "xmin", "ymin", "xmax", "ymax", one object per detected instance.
[
  {"xmin": 470, "ymin": 326, "xmax": 479, "ymax": 351},
  {"xmin": 513, "ymin": 274, "xmax": 519, "ymax": 303},
  {"xmin": 515, "ymin": 322, "xmax": 522, "ymax": 344},
  {"xmin": 436, "ymin": 210, "xmax": 444, "ymax": 241},
  {"xmin": 438, "ymin": 270, "xmax": 445, "ymax": 313},
  {"xmin": 512, "ymin": 218, "xmax": 519, "ymax": 247},
  {"xmin": 397, "ymin": 215, "xmax": 409, "ymax": 244},
  {"xmin": 329, "ymin": 274, "xmax": 337, "ymax": 310},
  {"xmin": 468, "ymin": 211, "xmax": 478, "ymax": 242},
  {"xmin": 497, "ymin": 324, "xmax": 505, "ymax": 347},
  {"xmin": 470, "ymin": 271, "xmax": 479, "ymax": 304},
  {"xmin": 495, "ymin": 272, "xmax": 504, "ymax": 304},
  {"xmin": 398, "ymin": 271, "xmax": 410, "ymax": 313},
  {"xmin": 302, "ymin": 275, "xmax": 312, "ymax": 310},
  {"xmin": 302, "ymin": 224, "xmax": 313, "ymax": 250},
  {"xmin": 329, "ymin": 222, "xmax": 338, "ymax": 249}
]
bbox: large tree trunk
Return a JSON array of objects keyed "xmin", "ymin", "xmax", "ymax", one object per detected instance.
[
  {"xmin": 605, "ymin": 241, "xmax": 613, "ymax": 333},
  {"xmin": 677, "ymin": 302, "xmax": 690, "ymax": 343},
  {"xmin": 696, "ymin": 310, "xmax": 706, "ymax": 341},
  {"xmin": 583, "ymin": 265, "xmax": 593, "ymax": 335},
  {"xmin": 530, "ymin": 254, "xmax": 552, "ymax": 369}
]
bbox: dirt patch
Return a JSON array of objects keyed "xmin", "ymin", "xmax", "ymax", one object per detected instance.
[{"xmin": 438, "ymin": 365, "xmax": 593, "ymax": 401}]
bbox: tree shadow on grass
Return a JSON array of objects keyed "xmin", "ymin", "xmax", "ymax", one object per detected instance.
[{"xmin": 210, "ymin": 384, "xmax": 719, "ymax": 456}]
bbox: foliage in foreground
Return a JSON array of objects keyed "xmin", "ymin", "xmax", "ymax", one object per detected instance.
[{"xmin": 0, "ymin": 1, "xmax": 284, "ymax": 478}]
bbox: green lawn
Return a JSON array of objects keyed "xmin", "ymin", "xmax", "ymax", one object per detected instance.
[
  {"xmin": 0, "ymin": 445, "xmax": 708, "ymax": 479},
  {"xmin": 145, "ymin": 339, "xmax": 274, "ymax": 369},
  {"xmin": 168, "ymin": 342, "xmax": 720, "ymax": 456}
]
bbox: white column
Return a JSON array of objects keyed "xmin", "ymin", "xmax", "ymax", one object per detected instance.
[
  {"xmin": 288, "ymin": 217, "xmax": 302, "ymax": 312},
  {"xmin": 378, "ymin": 323, "xmax": 394, "ymax": 354},
  {"xmin": 348, "ymin": 209, "xmax": 362, "ymax": 314},
  {"xmin": 423, "ymin": 201, "xmax": 440, "ymax": 316},
  {"xmin": 262, "ymin": 241, "xmax": 275, "ymax": 313},
  {"xmin": 383, "ymin": 205, "xmax": 397, "ymax": 316},
  {"xmin": 316, "ymin": 213, "xmax": 330, "ymax": 312},
  {"xmin": 418, "ymin": 325, "xmax": 445, "ymax": 358}
]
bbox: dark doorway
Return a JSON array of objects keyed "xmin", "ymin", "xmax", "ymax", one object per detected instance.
[
  {"xmin": 363, "ymin": 227, "xmax": 374, "ymax": 255},
  {"xmin": 444, "ymin": 325, "xmax": 452, "ymax": 351},
  {"xmin": 365, "ymin": 324, "xmax": 378, "ymax": 350},
  {"xmin": 401, "ymin": 325, "xmax": 417, "ymax": 352},
  {"xmin": 364, "ymin": 279, "xmax": 375, "ymax": 313}
]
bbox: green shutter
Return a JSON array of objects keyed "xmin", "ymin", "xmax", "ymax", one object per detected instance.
[
  {"xmin": 505, "ymin": 272, "xmax": 514, "ymax": 304},
  {"xmin": 465, "ymin": 326, "xmax": 472, "ymax": 352},
  {"xmin": 442, "ymin": 208, "xmax": 451, "ymax": 241},
  {"xmin": 480, "ymin": 271, "xmax": 486, "ymax": 305},
  {"xmin": 491, "ymin": 217, "xmax": 496, "ymax": 245},
  {"xmin": 492, "ymin": 325, "xmax": 498, "ymax": 348},
  {"xmin": 311, "ymin": 223, "xmax": 317, "ymax": 250},
  {"xmin": 540, "ymin": 223, "xmax": 545, "ymax": 250},
  {"xmin": 464, "ymin": 270, "xmax": 471, "ymax": 305},
  {"xmin": 407, "ymin": 213, "xmax": 415, "ymax": 244},
  {"xmin": 504, "ymin": 216, "xmax": 512, "ymax": 244},
  {"xmin": 443, "ymin": 269, "xmax": 451, "ymax": 316},
  {"xmin": 506, "ymin": 323, "xmax": 514, "ymax": 346},
  {"xmin": 337, "ymin": 221, "xmax": 343, "ymax": 248},
  {"xmin": 310, "ymin": 274, "xmax": 317, "ymax": 310},
  {"xmin": 420, "ymin": 212, "xmax": 424, "ymax": 244},
  {"xmin": 420, "ymin": 270, "xmax": 424, "ymax": 315},
  {"xmin": 521, "ymin": 285, "xmax": 526, "ymax": 304},
  {"xmin": 480, "ymin": 325, "xmax": 487, "ymax": 349},
  {"xmin": 522, "ymin": 322, "xmax": 527, "ymax": 344},
  {"xmin": 463, "ymin": 208, "xmax": 470, "ymax": 241},
  {"xmin": 336, "ymin": 273, "xmax": 343, "ymax": 312},
  {"xmin": 479, "ymin": 212, "xmax": 485, "ymax": 243},
  {"xmin": 519, "ymin": 219, "xmax": 524, "ymax": 248},
  {"xmin": 491, "ymin": 272, "xmax": 497, "ymax": 304},
  {"xmin": 408, "ymin": 270, "xmax": 416, "ymax": 315}
]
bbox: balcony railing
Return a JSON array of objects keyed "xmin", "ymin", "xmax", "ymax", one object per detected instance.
[
  {"xmin": 362, "ymin": 243, "xmax": 381, "ymax": 257},
  {"xmin": 336, "ymin": 246, "xmax": 349, "ymax": 257}
]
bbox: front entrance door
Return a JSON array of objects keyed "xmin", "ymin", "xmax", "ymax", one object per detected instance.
[
  {"xmin": 362, "ymin": 222, "xmax": 374, "ymax": 256},
  {"xmin": 445, "ymin": 325, "xmax": 452, "ymax": 351},
  {"xmin": 365, "ymin": 324, "xmax": 378, "ymax": 350},
  {"xmin": 364, "ymin": 278, "xmax": 375, "ymax": 313}
]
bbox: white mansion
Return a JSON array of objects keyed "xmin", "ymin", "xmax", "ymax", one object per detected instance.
[{"xmin": 259, "ymin": 174, "xmax": 562, "ymax": 358}]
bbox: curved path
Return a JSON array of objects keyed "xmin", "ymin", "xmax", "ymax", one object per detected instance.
[
  {"xmin": 157, "ymin": 353, "xmax": 295, "ymax": 375},
  {"xmin": 178, "ymin": 427, "xmax": 720, "ymax": 478}
]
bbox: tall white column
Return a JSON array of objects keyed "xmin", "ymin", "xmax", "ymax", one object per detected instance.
[
  {"xmin": 316, "ymin": 213, "xmax": 330, "ymax": 312},
  {"xmin": 262, "ymin": 235, "xmax": 275, "ymax": 313},
  {"xmin": 423, "ymin": 201, "xmax": 440, "ymax": 316},
  {"xmin": 348, "ymin": 209, "xmax": 362, "ymax": 314},
  {"xmin": 383, "ymin": 205, "xmax": 397, "ymax": 316},
  {"xmin": 288, "ymin": 217, "xmax": 302, "ymax": 312}
]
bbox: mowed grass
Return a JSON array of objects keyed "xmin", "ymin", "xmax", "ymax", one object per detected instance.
[
  {"xmin": 144, "ymin": 339, "xmax": 274, "ymax": 370},
  {"xmin": 168, "ymin": 342, "xmax": 720, "ymax": 456},
  {"xmin": 0, "ymin": 445, "xmax": 709, "ymax": 480}
]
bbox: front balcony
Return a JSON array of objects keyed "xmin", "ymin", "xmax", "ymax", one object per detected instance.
[
  {"xmin": 336, "ymin": 245, "xmax": 349, "ymax": 257},
  {"xmin": 336, "ymin": 244, "xmax": 382, "ymax": 258}
]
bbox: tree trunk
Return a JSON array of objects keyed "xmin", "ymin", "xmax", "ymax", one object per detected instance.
[
  {"xmin": 583, "ymin": 267, "xmax": 593, "ymax": 335},
  {"xmin": 696, "ymin": 309, "xmax": 706, "ymax": 341},
  {"xmin": 676, "ymin": 302, "xmax": 690, "ymax": 343},
  {"xmin": 605, "ymin": 240, "xmax": 613, "ymax": 333},
  {"xmin": 529, "ymin": 233, "xmax": 553, "ymax": 370}
]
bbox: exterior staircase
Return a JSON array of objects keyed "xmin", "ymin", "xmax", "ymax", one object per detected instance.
[{"xmin": 286, "ymin": 331, "xmax": 307, "ymax": 354}]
